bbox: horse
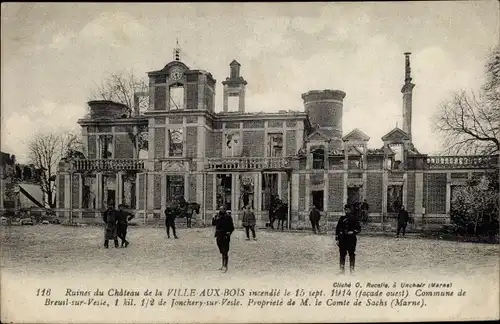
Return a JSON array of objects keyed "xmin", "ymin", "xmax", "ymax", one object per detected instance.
[
  {"xmin": 275, "ymin": 203, "xmax": 289, "ymax": 231},
  {"xmin": 185, "ymin": 202, "xmax": 201, "ymax": 228},
  {"xmin": 269, "ymin": 202, "xmax": 288, "ymax": 231}
]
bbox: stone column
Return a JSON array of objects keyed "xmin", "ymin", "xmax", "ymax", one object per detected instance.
[
  {"xmin": 148, "ymin": 119, "xmax": 155, "ymax": 160},
  {"xmin": 95, "ymin": 173, "xmax": 102, "ymax": 218},
  {"xmin": 64, "ymin": 174, "xmax": 71, "ymax": 212}
]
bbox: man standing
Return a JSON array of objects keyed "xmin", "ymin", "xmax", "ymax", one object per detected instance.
[
  {"xmin": 102, "ymin": 202, "xmax": 119, "ymax": 249},
  {"xmin": 212, "ymin": 206, "xmax": 235, "ymax": 273},
  {"xmin": 396, "ymin": 205, "xmax": 410, "ymax": 237},
  {"xmin": 242, "ymin": 205, "xmax": 257, "ymax": 241},
  {"xmin": 335, "ymin": 204, "xmax": 361, "ymax": 274},
  {"xmin": 116, "ymin": 204, "xmax": 134, "ymax": 248},
  {"xmin": 360, "ymin": 199, "xmax": 370, "ymax": 223},
  {"xmin": 165, "ymin": 202, "xmax": 179, "ymax": 239},
  {"xmin": 309, "ymin": 205, "xmax": 321, "ymax": 234}
]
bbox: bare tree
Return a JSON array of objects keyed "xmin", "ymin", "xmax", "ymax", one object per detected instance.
[
  {"xmin": 89, "ymin": 69, "xmax": 149, "ymax": 116},
  {"xmin": 434, "ymin": 46, "xmax": 500, "ymax": 155},
  {"xmin": 27, "ymin": 131, "xmax": 82, "ymax": 208}
]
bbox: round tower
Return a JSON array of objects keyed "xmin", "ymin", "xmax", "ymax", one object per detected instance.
[{"xmin": 301, "ymin": 90, "xmax": 346, "ymax": 150}]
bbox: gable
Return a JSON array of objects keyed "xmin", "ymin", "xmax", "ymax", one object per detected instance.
[
  {"xmin": 342, "ymin": 128, "xmax": 370, "ymax": 142},
  {"xmin": 305, "ymin": 129, "xmax": 331, "ymax": 142},
  {"xmin": 381, "ymin": 127, "xmax": 410, "ymax": 142}
]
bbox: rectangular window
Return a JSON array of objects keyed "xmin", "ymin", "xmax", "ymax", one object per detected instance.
[
  {"xmin": 170, "ymin": 85, "xmax": 184, "ymax": 110},
  {"xmin": 312, "ymin": 148, "xmax": 325, "ymax": 169},
  {"xmin": 99, "ymin": 135, "xmax": 113, "ymax": 159},
  {"xmin": 216, "ymin": 174, "xmax": 232, "ymax": 211},
  {"xmin": 312, "ymin": 190, "xmax": 324, "ymax": 211},
  {"xmin": 267, "ymin": 133, "xmax": 283, "ymax": 157},
  {"xmin": 168, "ymin": 128, "xmax": 183, "ymax": 157}
]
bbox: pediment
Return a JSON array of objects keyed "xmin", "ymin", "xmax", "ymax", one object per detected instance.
[
  {"xmin": 305, "ymin": 129, "xmax": 331, "ymax": 142},
  {"xmin": 381, "ymin": 127, "xmax": 410, "ymax": 142},
  {"xmin": 163, "ymin": 161, "xmax": 185, "ymax": 172},
  {"xmin": 342, "ymin": 128, "xmax": 370, "ymax": 142}
]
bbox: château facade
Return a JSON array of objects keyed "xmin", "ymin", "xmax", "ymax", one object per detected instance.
[{"xmin": 53, "ymin": 51, "xmax": 499, "ymax": 228}]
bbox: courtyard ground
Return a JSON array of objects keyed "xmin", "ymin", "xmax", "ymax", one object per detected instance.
[
  {"xmin": 1, "ymin": 225, "xmax": 498, "ymax": 323},
  {"xmin": 1, "ymin": 224, "xmax": 498, "ymax": 279}
]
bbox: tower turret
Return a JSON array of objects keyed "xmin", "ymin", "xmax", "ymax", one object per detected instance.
[
  {"xmin": 302, "ymin": 89, "xmax": 346, "ymax": 150},
  {"xmin": 401, "ymin": 52, "xmax": 415, "ymax": 141}
]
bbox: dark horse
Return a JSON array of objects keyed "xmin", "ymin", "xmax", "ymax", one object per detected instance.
[
  {"xmin": 270, "ymin": 203, "xmax": 289, "ymax": 231},
  {"xmin": 185, "ymin": 202, "xmax": 201, "ymax": 228}
]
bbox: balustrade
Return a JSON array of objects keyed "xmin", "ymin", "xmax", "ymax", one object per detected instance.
[
  {"xmin": 426, "ymin": 155, "xmax": 498, "ymax": 169},
  {"xmin": 72, "ymin": 159, "xmax": 145, "ymax": 171},
  {"xmin": 206, "ymin": 157, "xmax": 290, "ymax": 170}
]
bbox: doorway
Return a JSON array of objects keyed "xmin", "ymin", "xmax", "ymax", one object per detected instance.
[
  {"xmin": 347, "ymin": 187, "xmax": 360, "ymax": 207},
  {"xmin": 311, "ymin": 190, "xmax": 324, "ymax": 211}
]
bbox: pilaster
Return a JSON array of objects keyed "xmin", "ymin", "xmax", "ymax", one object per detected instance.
[
  {"xmin": 148, "ymin": 118, "xmax": 155, "ymax": 160},
  {"xmin": 161, "ymin": 173, "xmax": 166, "ymax": 213},
  {"xmin": 291, "ymin": 173, "xmax": 299, "ymax": 220},
  {"xmin": 403, "ymin": 172, "xmax": 408, "ymax": 209},
  {"xmin": 305, "ymin": 173, "xmax": 310, "ymax": 209},
  {"xmin": 234, "ymin": 173, "xmax": 240, "ymax": 218},
  {"xmin": 65, "ymin": 174, "xmax": 71, "ymax": 210},
  {"xmin": 147, "ymin": 173, "xmax": 154, "ymax": 213},
  {"xmin": 116, "ymin": 172, "xmax": 123, "ymax": 208},
  {"xmin": 445, "ymin": 172, "xmax": 451, "ymax": 215},
  {"xmin": 323, "ymin": 172, "xmax": 328, "ymax": 213},
  {"xmin": 382, "ymin": 170, "xmax": 388, "ymax": 219},
  {"xmin": 184, "ymin": 173, "xmax": 189, "ymax": 200},
  {"xmin": 78, "ymin": 174, "xmax": 83, "ymax": 211},
  {"xmin": 95, "ymin": 173, "xmax": 102, "ymax": 211},
  {"xmin": 256, "ymin": 173, "xmax": 262, "ymax": 213}
]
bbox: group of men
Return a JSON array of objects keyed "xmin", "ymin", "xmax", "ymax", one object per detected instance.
[
  {"xmin": 102, "ymin": 202, "xmax": 134, "ymax": 249},
  {"xmin": 101, "ymin": 195, "xmax": 411, "ymax": 276}
]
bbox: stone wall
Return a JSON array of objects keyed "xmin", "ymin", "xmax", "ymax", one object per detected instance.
[
  {"xmin": 115, "ymin": 134, "xmax": 134, "ymax": 159},
  {"xmin": 185, "ymin": 127, "xmax": 198, "ymax": 158},
  {"xmin": 367, "ymin": 173, "xmax": 383, "ymax": 213},
  {"xmin": 328, "ymin": 173, "xmax": 343, "ymax": 212},
  {"xmin": 242, "ymin": 131, "xmax": 265, "ymax": 157},
  {"xmin": 154, "ymin": 128, "xmax": 166, "ymax": 159}
]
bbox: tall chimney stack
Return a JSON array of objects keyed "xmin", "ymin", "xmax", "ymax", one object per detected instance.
[{"xmin": 401, "ymin": 52, "xmax": 415, "ymax": 141}]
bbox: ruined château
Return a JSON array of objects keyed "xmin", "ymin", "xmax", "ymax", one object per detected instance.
[{"xmin": 50, "ymin": 50, "xmax": 498, "ymax": 227}]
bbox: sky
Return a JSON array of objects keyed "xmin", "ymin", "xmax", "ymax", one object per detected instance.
[{"xmin": 1, "ymin": 2, "xmax": 499, "ymax": 163}]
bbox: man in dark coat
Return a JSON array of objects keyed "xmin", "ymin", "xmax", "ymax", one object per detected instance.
[
  {"xmin": 396, "ymin": 205, "xmax": 410, "ymax": 237},
  {"xmin": 309, "ymin": 205, "xmax": 321, "ymax": 234},
  {"xmin": 102, "ymin": 202, "xmax": 119, "ymax": 249},
  {"xmin": 335, "ymin": 204, "xmax": 361, "ymax": 274},
  {"xmin": 165, "ymin": 202, "xmax": 179, "ymax": 239},
  {"xmin": 116, "ymin": 204, "xmax": 134, "ymax": 247},
  {"xmin": 212, "ymin": 206, "xmax": 235, "ymax": 273}
]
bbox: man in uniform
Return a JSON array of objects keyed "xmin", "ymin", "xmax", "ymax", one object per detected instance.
[
  {"xmin": 165, "ymin": 201, "xmax": 179, "ymax": 239},
  {"xmin": 335, "ymin": 204, "xmax": 361, "ymax": 274},
  {"xmin": 309, "ymin": 205, "xmax": 321, "ymax": 234},
  {"xmin": 116, "ymin": 204, "xmax": 134, "ymax": 247},
  {"xmin": 396, "ymin": 205, "xmax": 409, "ymax": 237},
  {"xmin": 212, "ymin": 206, "xmax": 235, "ymax": 273},
  {"xmin": 102, "ymin": 202, "xmax": 119, "ymax": 249}
]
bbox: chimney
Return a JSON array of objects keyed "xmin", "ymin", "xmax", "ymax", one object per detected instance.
[{"xmin": 401, "ymin": 52, "xmax": 415, "ymax": 141}]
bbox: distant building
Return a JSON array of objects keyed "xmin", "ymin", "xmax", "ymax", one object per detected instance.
[
  {"xmin": 54, "ymin": 50, "xmax": 498, "ymax": 227},
  {"xmin": 0, "ymin": 152, "xmax": 45, "ymax": 212}
]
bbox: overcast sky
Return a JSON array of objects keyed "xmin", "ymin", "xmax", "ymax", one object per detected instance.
[{"xmin": 1, "ymin": 2, "xmax": 499, "ymax": 163}]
